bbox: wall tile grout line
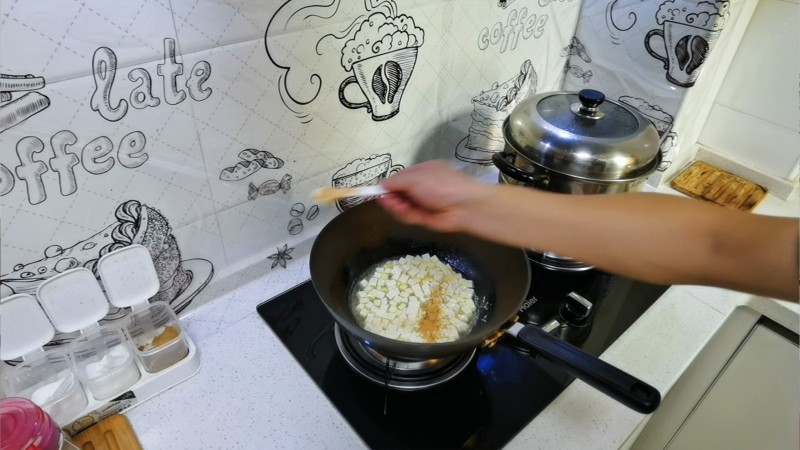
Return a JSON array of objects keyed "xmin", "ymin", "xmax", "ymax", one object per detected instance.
[
  {"xmin": 0, "ymin": 0, "xmax": 20, "ymax": 28},
  {"xmin": 214, "ymin": 5, "xmax": 241, "ymax": 46},
  {"xmin": 1, "ymin": 203, "xmax": 96, "ymax": 234},
  {"xmin": 116, "ymin": 0, "xmax": 150, "ymax": 47},
  {"xmin": 82, "ymin": 3, "xmax": 160, "ymax": 53},
  {"xmin": 168, "ymin": 0, "xmax": 234, "ymax": 272},
  {"xmin": 6, "ymin": 16, "xmax": 88, "ymax": 68}
]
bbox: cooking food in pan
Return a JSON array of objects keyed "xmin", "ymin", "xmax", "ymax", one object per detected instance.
[
  {"xmin": 310, "ymin": 201, "xmax": 661, "ymax": 414},
  {"xmin": 351, "ymin": 254, "xmax": 477, "ymax": 343}
]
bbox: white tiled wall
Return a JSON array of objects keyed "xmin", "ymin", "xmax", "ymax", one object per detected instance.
[
  {"xmin": 3, "ymin": 0, "xmax": 779, "ymax": 340},
  {"xmin": 699, "ymin": 0, "xmax": 800, "ymax": 182},
  {"xmin": 0, "ymin": 1, "xmax": 581, "ymax": 329},
  {"xmin": 562, "ymin": 0, "xmax": 759, "ymax": 188}
]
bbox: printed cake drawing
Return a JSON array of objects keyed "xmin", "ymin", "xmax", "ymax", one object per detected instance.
[
  {"xmin": 456, "ymin": 60, "xmax": 538, "ymax": 165},
  {"xmin": 1, "ymin": 200, "xmax": 213, "ymax": 345}
]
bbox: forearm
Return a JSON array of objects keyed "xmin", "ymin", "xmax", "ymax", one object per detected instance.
[{"xmin": 460, "ymin": 185, "xmax": 799, "ymax": 301}]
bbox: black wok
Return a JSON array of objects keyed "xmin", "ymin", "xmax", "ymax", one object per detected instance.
[{"xmin": 310, "ymin": 201, "xmax": 660, "ymax": 414}]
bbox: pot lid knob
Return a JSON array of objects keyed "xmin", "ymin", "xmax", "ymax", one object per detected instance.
[
  {"xmin": 574, "ymin": 89, "xmax": 606, "ymax": 119},
  {"xmin": 578, "ymin": 89, "xmax": 605, "ymax": 108}
]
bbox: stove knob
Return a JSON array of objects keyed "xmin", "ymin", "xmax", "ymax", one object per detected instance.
[{"xmin": 560, "ymin": 292, "xmax": 592, "ymax": 326}]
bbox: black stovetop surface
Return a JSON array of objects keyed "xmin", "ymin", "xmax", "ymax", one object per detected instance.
[{"xmin": 257, "ymin": 267, "xmax": 667, "ymax": 449}]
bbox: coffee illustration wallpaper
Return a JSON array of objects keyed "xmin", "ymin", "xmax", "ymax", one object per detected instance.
[
  {"xmin": 0, "ymin": 0, "xmax": 753, "ymax": 350},
  {"xmin": 563, "ymin": 0, "xmax": 745, "ymax": 181}
]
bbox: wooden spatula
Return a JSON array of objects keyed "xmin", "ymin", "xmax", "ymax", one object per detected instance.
[{"xmin": 312, "ymin": 185, "xmax": 388, "ymax": 204}]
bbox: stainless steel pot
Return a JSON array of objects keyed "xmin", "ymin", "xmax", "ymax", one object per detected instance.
[
  {"xmin": 493, "ymin": 89, "xmax": 662, "ymax": 271},
  {"xmin": 493, "ymin": 89, "xmax": 661, "ymax": 193}
]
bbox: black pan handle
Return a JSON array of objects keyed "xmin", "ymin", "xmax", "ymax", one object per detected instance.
[
  {"xmin": 507, "ymin": 322, "xmax": 661, "ymax": 414},
  {"xmin": 491, "ymin": 152, "xmax": 547, "ymax": 186}
]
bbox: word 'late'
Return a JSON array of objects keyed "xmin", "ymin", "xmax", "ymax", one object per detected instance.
[{"xmin": 92, "ymin": 38, "xmax": 211, "ymax": 122}]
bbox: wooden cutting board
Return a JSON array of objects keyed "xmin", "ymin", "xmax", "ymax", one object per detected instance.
[
  {"xmin": 670, "ymin": 161, "xmax": 767, "ymax": 212},
  {"xmin": 71, "ymin": 414, "xmax": 143, "ymax": 450}
]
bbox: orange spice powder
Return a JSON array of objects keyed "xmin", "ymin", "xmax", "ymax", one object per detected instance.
[{"xmin": 418, "ymin": 285, "xmax": 446, "ymax": 343}]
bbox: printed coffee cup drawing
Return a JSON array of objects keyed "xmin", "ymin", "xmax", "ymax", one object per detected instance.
[
  {"xmin": 332, "ymin": 154, "xmax": 403, "ymax": 212},
  {"xmin": 646, "ymin": 1, "xmax": 729, "ymax": 88},
  {"xmin": 645, "ymin": 22, "xmax": 720, "ymax": 88},
  {"xmin": 337, "ymin": 12, "xmax": 424, "ymax": 121},
  {"xmin": 339, "ymin": 47, "xmax": 418, "ymax": 121}
]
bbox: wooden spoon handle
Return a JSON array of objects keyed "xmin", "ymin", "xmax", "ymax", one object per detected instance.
[{"xmin": 312, "ymin": 185, "xmax": 388, "ymax": 204}]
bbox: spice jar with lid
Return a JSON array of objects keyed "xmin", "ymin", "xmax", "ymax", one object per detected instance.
[
  {"xmin": 36, "ymin": 268, "xmax": 141, "ymax": 401},
  {"xmin": 0, "ymin": 294, "xmax": 88, "ymax": 425},
  {"xmin": 97, "ymin": 245, "xmax": 189, "ymax": 373}
]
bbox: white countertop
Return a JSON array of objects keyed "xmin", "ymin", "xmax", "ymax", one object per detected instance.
[{"xmin": 125, "ymin": 188, "xmax": 799, "ymax": 450}]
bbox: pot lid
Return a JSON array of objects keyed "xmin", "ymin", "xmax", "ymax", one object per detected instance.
[{"xmin": 504, "ymin": 89, "xmax": 661, "ymax": 180}]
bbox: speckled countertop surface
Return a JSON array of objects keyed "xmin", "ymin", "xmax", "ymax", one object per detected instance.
[{"xmin": 125, "ymin": 188, "xmax": 799, "ymax": 450}]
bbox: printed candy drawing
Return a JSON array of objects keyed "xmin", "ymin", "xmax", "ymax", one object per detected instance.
[
  {"xmin": 562, "ymin": 37, "xmax": 591, "ymax": 63},
  {"xmin": 247, "ymin": 174, "xmax": 293, "ymax": 201},
  {"xmin": 562, "ymin": 37, "xmax": 592, "ymax": 84},
  {"xmin": 565, "ymin": 64, "xmax": 593, "ymax": 84}
]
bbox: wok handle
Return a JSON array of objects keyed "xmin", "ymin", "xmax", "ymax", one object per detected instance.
[{"xmin": 507, "ymin": 322, "xmax": 661, "ymax": 414}]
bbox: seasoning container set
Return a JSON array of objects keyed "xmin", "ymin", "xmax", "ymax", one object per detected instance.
[{"xmin": 0, "ymin": 245, "xmax": 201, "ymax": 435}]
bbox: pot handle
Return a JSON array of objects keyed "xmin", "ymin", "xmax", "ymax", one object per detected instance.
[
  {"xmin": 491, "ymin": 152, "xmax": 548, "ymax": 186},
  {"xmin": 506, "ymin": 322, "xmax": 661, "ymax": 414}
]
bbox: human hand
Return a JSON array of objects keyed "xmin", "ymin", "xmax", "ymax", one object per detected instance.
[{"xmin": 377, "ymin": 160, "xmax": 492, "ymax": 232}]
